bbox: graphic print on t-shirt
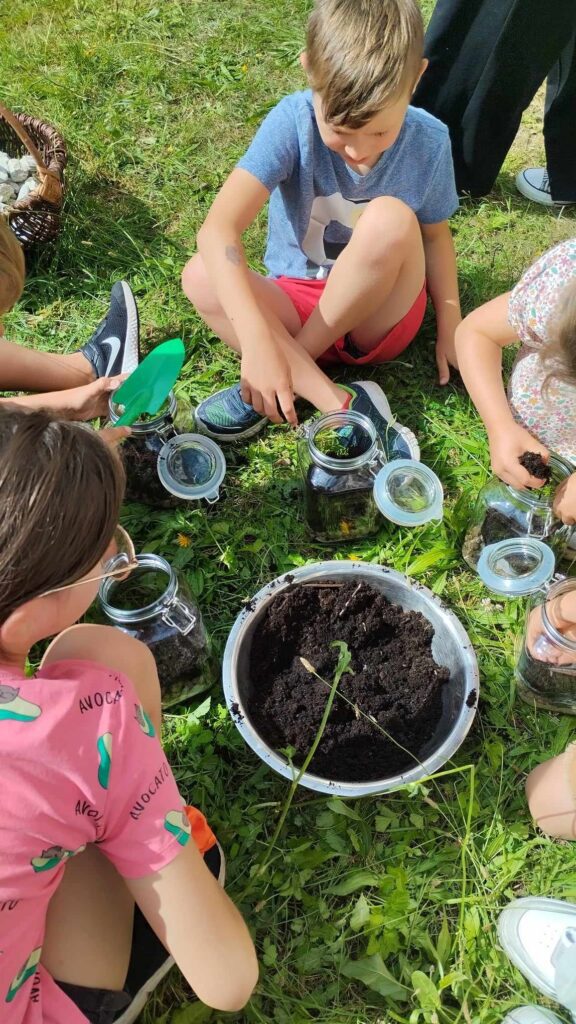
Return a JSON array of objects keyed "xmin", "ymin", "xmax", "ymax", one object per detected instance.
[
  {"xmin": 164, "ymin": 809, "xmax": 192, "ymax": 846},
  {"xmin": 97, "ymin": 732, "xmax": 112, "ymax": 789},
  {"xmin": 135, "ymin": 703, "xmax": 155, "ymax": 737},
  {"xmin": 30, "ymin": 843, "xmax": 87, "ymax": 873},
  {"xmin": 5, "ymin": 946, "xmax": 42, "ymax": 1003},
  {"xmin": 300, "ymin": 193, "xmax": 370, "ymax": 279},
  {"xmin": 0, "ymin": 684, "xmax": 41, "ymax": 723}
]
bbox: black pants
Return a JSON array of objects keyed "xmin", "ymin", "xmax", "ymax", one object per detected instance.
[{"xmin": 413, "ymin": 0, "xmax": 576, "ymax": 200}]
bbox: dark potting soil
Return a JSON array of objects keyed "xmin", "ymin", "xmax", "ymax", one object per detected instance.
[
  {"xmin": 517, "ymin": 646, "xmax": 576, "ymax": 711},
  {"xmin": 246, "ymin": 581, "xmax": 451, "ymax": 782},
  {"xmin": 121, "ymin": 435, "xmax": 180, "ymax": 508},
  {"xmin": 519, "ymin": 451, "xmax": 552, "ymax": 484},
  {"xmin": 304, "ymin": 466, "xmax": 378, "ymax": 542},
  {"xmin": 149, "ymin": 631, "xmax": 213, "ymax": 708}
]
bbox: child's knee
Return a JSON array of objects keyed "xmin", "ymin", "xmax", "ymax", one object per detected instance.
[
  {"xmin": 526, "ymin": 748, "xmax": 576, "ymax": 840},
  {"xmin": 353, "ymin": 196, "xmax": 420, "ymax": 260},
  {"xmin": 181, "ymin": 253, "xmax": 220, "ymax": 316}
]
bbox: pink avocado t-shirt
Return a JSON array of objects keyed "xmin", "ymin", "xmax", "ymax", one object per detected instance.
[{"xmin": 0, "ymin": 659, "xmax": 191, "ymax": 1024}]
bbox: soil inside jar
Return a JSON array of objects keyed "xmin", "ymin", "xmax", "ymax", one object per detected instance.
[
  {"xmin": 517, "ymin": 646, "xmax": 576, "ymax": 711},
  {"xmin": 246, "ymin": 581, "xmax": 451, "ymax": 782},
  {"xmin": 121, "ymin": 434, "xmax": 179, "ymax": 508},
  {"xmin": 519, "ymin": 451, "xmax": 552, "ymax": 485}
]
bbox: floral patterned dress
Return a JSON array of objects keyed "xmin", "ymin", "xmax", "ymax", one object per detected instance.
[{"xmin": 507, "ymin": 237, "xmax": 576, "ymax": 462}]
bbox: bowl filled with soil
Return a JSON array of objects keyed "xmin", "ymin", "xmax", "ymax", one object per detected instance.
[{"xmin": 223, "ymin": 561, "xmax": 479, "ymax": 796}]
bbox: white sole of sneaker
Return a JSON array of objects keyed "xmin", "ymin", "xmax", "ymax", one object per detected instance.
[
  {"xmin": 355, "ymin": 380, "xmax": 421, "ymax": 461},
  {"xmin": 502, "ymin": 1006, "xmax": 565, "ymax": 1024},
  {"xmin": 118, "ymin": 281, "xmax": 140, "ymax": 377},
  {"xmin": 193, "ymin": 408, "xmax": 269, "ymax": 443}
]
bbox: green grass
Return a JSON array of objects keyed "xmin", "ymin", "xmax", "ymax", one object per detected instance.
[{"xmin": 2, "ymin": 1, "xmax": 576, "ymax": 1021}]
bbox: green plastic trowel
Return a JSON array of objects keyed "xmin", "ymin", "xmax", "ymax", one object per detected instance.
[{"xmin": 113, "ymin": 338, "xmax": 185, "ymax": 426}]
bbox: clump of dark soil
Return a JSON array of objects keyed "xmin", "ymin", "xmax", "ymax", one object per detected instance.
[
  {"xmin": 246, "ymin": 581, "xmax": 450, "ymax": 782},
  {"xmin": 519, "ymin": 451, "xmax": 552, "ymax": 484},
  {"xmin": 121, "ymin": 436, "xmax": 180, "ymax": 508}
]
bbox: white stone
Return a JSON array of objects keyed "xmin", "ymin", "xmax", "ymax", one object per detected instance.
[
  {"xmin": 7, "ymin": 159, "xmax": 27, "ymax": 183},
  {"xmin": 21, "ymin": 154, "xmax": 37, "ymax": 173},
  {"xmin": 0, "ymin": 156, "xmax": 9, "ymax": 175},
  {"xmin": 17, "ymin": 177, "xmax": 38, "ymax": 201},
  {"xmin": 0, "ymin": 182, "xmax": 17, "ymax": 202},
  {"xmin": 0, "ymin": 169, "xmax": 8, "ymax": 182}
]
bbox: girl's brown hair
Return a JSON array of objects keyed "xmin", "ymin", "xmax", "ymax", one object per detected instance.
[
  {"xmin": 541, "ymin": 278, "xmax": 576, "ymax": 394},
  {"xmin": 0, "ymin": 218, "xmax": 25, "ymax": 315},
  {"xmin": 306, "ymin": 0, "xmax": 424, "ymax": 129},
  {"xmin": 0, "ymin": 406, "xmax": 125, "ymax": 624}
]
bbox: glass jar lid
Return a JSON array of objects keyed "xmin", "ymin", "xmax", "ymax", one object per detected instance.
[
  {"xmin": 157, "ymin": 433, "xmax": 226, "ymax": 503},
  {"xmin": 476, "ymin": 537, "xmax": 556, "ymax": 596},
  {"xmin": 373, "ymin": 460, "xmax": 444, "ymax": 527}
]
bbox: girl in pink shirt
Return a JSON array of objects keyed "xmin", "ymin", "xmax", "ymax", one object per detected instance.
[{"xmin": 0, "ymin": 406, "xmax": 257, "ymax": 1024}]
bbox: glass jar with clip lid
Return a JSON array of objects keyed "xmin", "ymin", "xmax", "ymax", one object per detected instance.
[
  {"xmin": 99, "ymin": 552, "xmax": 213, "ymax": 708},
  {"xmin": 477, "ymin": 536, "xmax": 576, "ymax": 713},
  {"xmin": 109, "ymin": 391, "xmax": 226, "ymax": 509},
  {"xmin": 462, "ymin": 453, "xmax": 575, "ymax": 572},
  {"xmin": 297, "ymin": 410, "xmax": 444, "ymax": 543}
]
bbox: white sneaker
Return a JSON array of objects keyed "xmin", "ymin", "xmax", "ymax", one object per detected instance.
[
  {"xmin": 515, "ymin": 168, "xmax": 575, "ymax": 207},
  {"xmin": 498, "ymin": 897, "xmax": 576, "ymax": 1015},
  {"xmin": 502, "ymin": 1007, "xmax": 565, "ymax": 1024}
]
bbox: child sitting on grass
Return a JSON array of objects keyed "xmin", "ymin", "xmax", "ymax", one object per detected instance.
[
  {"xmin": 0, "ymin": 217, "xmax": 139, "ymax": 419},
  {"xmin": 182, "ymin": 0, "xmax": 461, "ymax": 461},
  {"xmin": 0, "ymin": 405, "xmax": 258, "ymax": 1024},
  {"xmin": 455, "ymin": 237, "xmax": 576, "ymax": 490}
]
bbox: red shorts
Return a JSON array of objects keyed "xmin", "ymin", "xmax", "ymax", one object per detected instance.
[{"xmin": 274, "ymin": 275, "xmax": 427, "ymax": 365}]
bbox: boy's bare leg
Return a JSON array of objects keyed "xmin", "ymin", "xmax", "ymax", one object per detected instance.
[
  {"xmin": 0, "ymin": 335, "xmax": 94, "ymax": 392},
  {"xmin": 297, "ymin": 197, "xmax": 425, "ymax": 357},
  {"xmin": 182, "ymin": 259, "xmax": 347, "ymax": 412},
  {"xmin": 183, "ymin": 197, "xmax": 424, "ymax": 410}
]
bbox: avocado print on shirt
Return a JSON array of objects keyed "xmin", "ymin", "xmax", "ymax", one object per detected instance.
[
  {"xmin": 164, "ymin": 810, "xmax": 191, "ymax": 846},
  {"xmin": 97, "ymin": 732, "xmax": 112, "ymax": 789},
  {"xmin": 31, "ymin": 843, "xmax": 86, "ymax": 873},
  {"xmin": 135, "ymin": 703, "xmax": 155, "ymax": 737},
  {"xmin": 0, "ymin": 684, "xmax": 41, "ymax": 723},
  {"xmin": 5, "ymin": 946, "xmax": 42, "ymax": 1003}
]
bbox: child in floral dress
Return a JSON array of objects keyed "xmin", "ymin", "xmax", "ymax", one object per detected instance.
[{"xmin": 455, "ymin": 237, "xmax": 576, "ymax": 492}]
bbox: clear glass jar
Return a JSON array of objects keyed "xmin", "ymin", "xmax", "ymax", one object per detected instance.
[
  {"xmin": 517, "ymin": 578, "xmax": 576, "ymax": 713},
  {"xmin": 109, "ymin": 391, "xmax": 194, "ymax": 508},
  {"xmin": 297, "ymin": 411, "xmax": 443, "ymax": 543},
  {"xmin": 99, "ymin": 553, "xmax": 213, "ymax": 708},
  {"xmin": 462, "ymin": 453, "xmax": 575, "ymax": 571}
]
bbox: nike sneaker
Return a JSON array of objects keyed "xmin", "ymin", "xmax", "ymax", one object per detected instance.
[{"xmin": 80, "ymin": 281, "xmax": 140, "ymax": 379}]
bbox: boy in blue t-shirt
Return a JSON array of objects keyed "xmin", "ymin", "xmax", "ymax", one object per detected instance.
[{"xmin": 182, "ymin": 0, "xmax": 460, "ymax": 460}]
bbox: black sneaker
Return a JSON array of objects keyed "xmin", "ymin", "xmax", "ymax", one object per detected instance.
[
  {"xmin": 114, "ymin": 843, "xmax": 225, "ymax": 1024},
  {"xmin": 80, "ymin": 281, "xmax": 140, "ymax": 379},
  {"xmin": 347, "ymin": 381, "xmax": 420, "ymax": 461},
  {"xmin": 194, "ymin": 383, "xmax": 267, "ymax": 441}
]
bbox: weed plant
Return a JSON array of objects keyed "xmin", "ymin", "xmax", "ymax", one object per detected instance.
[{"xmin": 2, "ymin": 1, "xmax": 576, "ymax": 1021}]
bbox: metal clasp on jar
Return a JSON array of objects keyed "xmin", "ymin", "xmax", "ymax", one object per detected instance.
[{"xmin": 162, "ymin": 597, "xmax": 197, "ymax": 635}]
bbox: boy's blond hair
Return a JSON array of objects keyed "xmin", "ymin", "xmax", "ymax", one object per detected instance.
[
  {"xmin": 0, "ymin": 218, "xmax": 25, "ymax": 315},
  {"xmin": 306, "ymin": 0, "xmax": 424, "ymax": 129}
]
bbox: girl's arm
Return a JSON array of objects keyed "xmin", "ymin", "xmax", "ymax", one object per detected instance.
[
  {"xmin": 196, "ymin": 167, "xmax": 297, "ymax": 426},
  {"xmin": 421, "ymin": 220, "xmax": 461, "ymax": 385},
  {"xmin": 553, "ymin": 473, "xmax": 576, "ymax": 525},
  {"xmin": 455, "ymin": 293, "xmax": 549, "ymax": 489},
  {"xmin": 128, "ymin": 841, "xmax": 258, "ymax": 1012}
]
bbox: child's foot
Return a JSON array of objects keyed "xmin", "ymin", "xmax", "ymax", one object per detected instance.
[
  {"xmin": 195, "ymin": 383, "xmax": 268, "ymax": 441},
  {"xmin": 498, "ymin": 897, "xmax": 576, "ymax": 1014},
  {"xmin": 515, "ymin": 168, "xmax": 575, "ymax": 207},
  {"xmin": 117, "ymin": 813, "xmax": 225, "ymax": 1024},
  {"xmin": 79, "ymin": 281, "xmax": 140, "ymax": 379},
  {"xmin": 346, "ymin": 381, "xmax": 420, "ymax": 461}
]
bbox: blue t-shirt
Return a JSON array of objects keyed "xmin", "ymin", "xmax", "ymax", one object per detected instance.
[{"xmin": 237, "ymin": 89, "xmax": 458, "ymax": 280}]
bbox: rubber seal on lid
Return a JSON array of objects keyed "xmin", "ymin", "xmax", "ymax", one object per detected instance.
[
  {"xmin": 476, "ymin": 537, "xmax": 555, "ymax": 596},
  {"xmin": 373, "ymin": 459, "xmax": 444, "ymax": 526},
  {"xmin": 157, "ymin": 433, "xmax": 226, "ymax": 503}
]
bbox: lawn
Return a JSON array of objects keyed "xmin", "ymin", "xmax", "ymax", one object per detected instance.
[{"xmin": 2, "ymin": 1, "xmax": 576, "ymax": 1021}]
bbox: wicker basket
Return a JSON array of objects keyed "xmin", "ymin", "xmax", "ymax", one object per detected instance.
[{"xmin": 0, "ymin": 102, "xmax": 67, "ymax": 249}]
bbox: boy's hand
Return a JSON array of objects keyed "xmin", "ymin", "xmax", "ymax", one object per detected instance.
[
  {"xmin": 241, "ymin": 341, "xmax": 297, "ymax": 425},
  {"xmin": 553, "ymin": 472, "xmax": 576, "ymax": 526},
  {"xmin": 488, "ymin": 422, "xmax": 549, "ymax": 490},
  {"xmin": 435, "ymin": 330, "xmax": 459, "ymax": 386}
]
